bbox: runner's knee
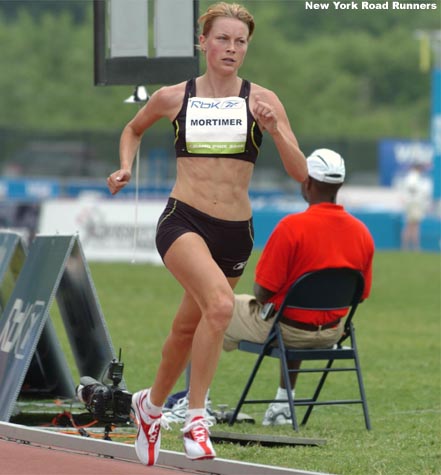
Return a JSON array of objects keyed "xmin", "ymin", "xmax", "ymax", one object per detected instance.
[{"xmin": 204, "ymin": 291, "xmax": 235, "ymax": 332}]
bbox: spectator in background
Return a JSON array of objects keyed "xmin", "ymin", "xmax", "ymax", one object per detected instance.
[
  {"xmin": 400, "ymin": 162, "xmax": 432, "ymax": 251},
  {"xmin": 223, "ymin": 148, "xmax": 375, "ymax": 426}
]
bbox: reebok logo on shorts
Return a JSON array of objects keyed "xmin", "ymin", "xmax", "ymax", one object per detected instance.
[{"xmin": 233, "ymin": 261, "xmax": 248, "ymax": 271}]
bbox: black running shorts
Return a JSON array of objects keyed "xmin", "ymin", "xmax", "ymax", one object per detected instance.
[{"xmin": 156, "ymin": 198, "xmax": 254, "ymax": 277}]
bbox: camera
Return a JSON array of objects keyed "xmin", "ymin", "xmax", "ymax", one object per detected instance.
[{"xmin": 76, "ymin": 353, "xmax": 132, "ymax": 424}]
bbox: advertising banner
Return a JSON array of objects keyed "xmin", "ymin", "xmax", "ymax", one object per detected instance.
[
  {"xmin": 378, "ymin": 139, "xmax": 434, "ymax": 187},
  {"xmin": 38, "ymin": 199, "xmax": 167, "ymax": 263},
  {"xmin": 0, "ymin": 234, "xmax": 121, "ymax": 421}
]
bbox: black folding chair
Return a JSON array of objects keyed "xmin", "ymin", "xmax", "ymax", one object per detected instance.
[{"xmin": 228, "ymin": 267, "xmax": 371, "ymax": 431}]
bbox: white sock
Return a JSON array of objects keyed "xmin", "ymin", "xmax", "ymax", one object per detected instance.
[
  {"xmin": 142, "ymin": 389, "xmax": 163, "ymax": 416},
  {"xmin": 275, "ymin": 387, "xmax": 295, "ymax": 401},
  {"xmin": 185, "ymin": 408, "xmax": 205, "ymax": 425}
]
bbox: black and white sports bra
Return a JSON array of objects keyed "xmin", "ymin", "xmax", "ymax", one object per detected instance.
[{"xmin": 173, "ymin": 78, "xmax": 263, "ymax": 164}]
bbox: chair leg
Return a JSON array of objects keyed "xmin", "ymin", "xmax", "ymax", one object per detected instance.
[
  {"xmin": 352, "ymin": 333, "xmax": 372, "ymax": 430},
  {"xmin": 280, "ymin": 355, "xmax": 299, "ymax": 431},
  {"xmin": 301, "ymin": 359, "xmax": 334, "ymax": 427},
  {"xmin": 277, "ymin": 333, "xmax": 299, "ymax": 431},
  {"xmin": 228, "ymin": 350, "xmax": 267, "ymax": 426}
]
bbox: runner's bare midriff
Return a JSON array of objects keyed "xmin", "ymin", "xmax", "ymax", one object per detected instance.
[{"xmin": 170, "ymin": 156, "xmax": 254, "ymax": 220}]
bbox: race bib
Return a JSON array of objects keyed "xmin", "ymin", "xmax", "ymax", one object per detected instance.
[{"xmin": 185, "ymin": 96, "xmax": 247, "ymax": 154}]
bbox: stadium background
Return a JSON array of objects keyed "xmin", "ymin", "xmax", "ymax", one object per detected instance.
[{"xmin": 0, "ymin": 1, "xmax": 439, "ymax": 254}]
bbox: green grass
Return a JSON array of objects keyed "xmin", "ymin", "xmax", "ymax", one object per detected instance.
[{"xmin": 50, "ymin": 251, "xmax": 440, "ymax": 475}]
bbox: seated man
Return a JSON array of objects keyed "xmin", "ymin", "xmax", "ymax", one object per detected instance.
[{"xmin": 223, "ymin": 148, "xmax": 375, "ymax": 426}]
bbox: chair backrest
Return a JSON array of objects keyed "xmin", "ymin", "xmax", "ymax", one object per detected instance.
[{"xmin": 278, "ymin": 267, "xmax": 365, "ymax": 318}]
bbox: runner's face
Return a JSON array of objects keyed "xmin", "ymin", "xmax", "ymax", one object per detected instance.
[{"xmin": 201, "ymin": 17, "xmax": 249, "ymax": 73}]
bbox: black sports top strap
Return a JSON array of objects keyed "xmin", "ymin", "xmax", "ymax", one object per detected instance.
[{"xmin": 173, "ymin": 78, "xmax": 262, "ymax": 164}]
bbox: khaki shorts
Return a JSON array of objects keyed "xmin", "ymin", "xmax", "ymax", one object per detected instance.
[
  {"xmin": 405, "ymin": 203, "xmax": 425, "ymax": 223},
  {"xmin": 223, "ymin": 294, "xmax": 344, "ymax": 352}
]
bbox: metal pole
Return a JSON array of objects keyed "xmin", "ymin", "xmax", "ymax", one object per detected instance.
[
  {"xmin": 124, "ymin": 86, "xmax": 149, "ymax": 263},
  {"xmin": 93, "ymin": 0, "xmax": 106, "ymax": 86}
]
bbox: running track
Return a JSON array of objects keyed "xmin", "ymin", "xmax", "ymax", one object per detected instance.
[{"xmin": 0, "ymin": 422, "xmax": 331, "ymax": 475}]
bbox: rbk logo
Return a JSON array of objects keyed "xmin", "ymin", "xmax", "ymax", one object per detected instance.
[
  {"xmin": 0, "ymin": 299, "xmax": 46, "ymax": 359},
  {"xmin": 190, "ymin": 99, "xmax": 243, "ymax": 109}
]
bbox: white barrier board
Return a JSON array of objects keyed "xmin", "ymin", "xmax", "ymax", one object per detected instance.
[{"xmin": 38, "ymin": 199, "xmax": 167, "ymax": 263}]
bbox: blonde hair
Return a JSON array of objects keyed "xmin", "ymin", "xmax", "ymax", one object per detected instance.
[{"xmin": 198, "ymin": 2, "xmax": 255, "ymax": 39}]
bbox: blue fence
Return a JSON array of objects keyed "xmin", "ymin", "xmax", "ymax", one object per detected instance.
[
  {"xmin": 253, "ymin": 207, "xmax": 440, "ymax": 252},
  {"xmin": 0, "ymin": 178, "xmax": 439, "ymax": 252}
]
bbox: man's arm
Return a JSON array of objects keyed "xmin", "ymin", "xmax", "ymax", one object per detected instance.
[{"xmin": 253, "ymin": 282, "xmax": 275, "ymax": 304}]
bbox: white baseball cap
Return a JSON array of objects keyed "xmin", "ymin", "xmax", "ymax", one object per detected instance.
[{"xmin": 307, "ymin": 148, "xmax": 345, "ymax": 184}]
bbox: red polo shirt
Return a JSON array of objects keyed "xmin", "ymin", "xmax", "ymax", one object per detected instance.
[{"xmin": 255, "ymin": 203, "xmax": 374, "ymax": 326}]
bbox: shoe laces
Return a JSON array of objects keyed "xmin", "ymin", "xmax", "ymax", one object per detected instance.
[
  {"xmin": 182, "ymin": 417, "xmax": 213, "ymax": 442},
  {"xmin": 147, "ymin": 418, "xmax": 161, "ymax": 443},
  {"xmin": 142, "ymin": 414, "xmax": 171, "ymax": 442}
]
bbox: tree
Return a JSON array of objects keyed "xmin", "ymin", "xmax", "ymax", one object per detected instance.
[{"xmin": 0, "ymin": 0, "xmax": 436, "ymax": 140}]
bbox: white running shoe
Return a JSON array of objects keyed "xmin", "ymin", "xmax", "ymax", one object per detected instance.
[
  {"xmin": 182, "ymin": 416, "xmax": 216, "ymax": 460},
  {"xmin": 131, "ymin": 389, "xmax": 169, "ymax": 466},
  {"xmin": 163, "ymin": 394, "xmax": 216, "ymax": 425},
  {"xmin": 163, "ymin": 395, "xmax": 188, "ymax": 423},
  {"xmin": 262, "ymin": 402, "xmax": 293, "ymax": 426}
]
